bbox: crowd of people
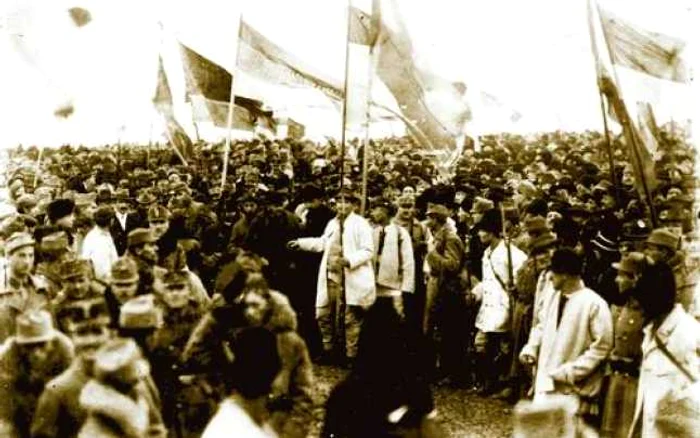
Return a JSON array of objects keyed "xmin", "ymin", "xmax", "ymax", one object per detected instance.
[{"xmin": 0, "ymin": 127, "xmax": 698, "ymax": 437}]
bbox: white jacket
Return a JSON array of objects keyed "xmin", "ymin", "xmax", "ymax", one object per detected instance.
[
  {"xmin": 297, "ymin": 212, "xmax": 376, "ymax": 308},
  {"xmin": 373, "ymin": 223, "xmax": 415, "ymax": 293}
]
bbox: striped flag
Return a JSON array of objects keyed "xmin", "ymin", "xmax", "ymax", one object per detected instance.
[
  {"xmin": 373, "ymin": 0, "xmax": 470, "ymax": 151},
  {"xmin": 153, "ymin": 56, "xmax": 194, "ymax": 159},
  {"xmin": 598, "ymin": 6, "xmax": 688, "ymax": 84},
  {"xmin": 179, "ymin": 43, "xmax": 276, "ymax": 131},
  {"xmin": 237, "ymin": 21, "xmax": 344, "ymax": 101}
]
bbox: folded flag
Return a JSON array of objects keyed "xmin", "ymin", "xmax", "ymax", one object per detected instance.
[{"xmin": 153, "ymin": 56, "xmax": 194, "ymax": 158}]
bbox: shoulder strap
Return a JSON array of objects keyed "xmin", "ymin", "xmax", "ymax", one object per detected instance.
[{"xmin": 653, "ymin": 331, "xmax": 698, "ymax": 383}]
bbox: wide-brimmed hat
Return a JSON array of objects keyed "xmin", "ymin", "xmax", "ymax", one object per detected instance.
[
  {"xmin": 645, "ymin": 227, "xmax": 680, "ymax": 251},
  {"xmin": 612, "ymin": 251, "xmax": 648, "ymax": 275},
  {"xmin": 5, "ymin": 231, "xmax": 35, "ymax": 255},
  {"xmin": 127, "ymin": 228, "xmax": 157, "ymax": 248},
  {"xmin": 15, "ymin": 310, "xmax": 57, "ymax": 344}
]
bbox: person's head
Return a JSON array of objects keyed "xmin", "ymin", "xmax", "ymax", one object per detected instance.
[
  {"xmin": 59, "ymin": 258, "xmax": 93, "ymax": 300},
  {"xmin": 114, "ymin": 190, "xmax": 131, "ymax": 214},
  {"xmin": 93, "ymin": 205, "xmax": 114, "ymax": 229},
  {"xmin": 147, "ymin": 205, "xmax": 170, "ymax": 240},
  {"xmin": 401, "ymin": 185, "xmax": 416, "ymax": 197},
  {"xmin": 47, "ymin": 198, "xmax": 76, "ymax": 229},
  {"xmin": 334, "ymin": 190, "xmax": 361, "ymax": 219},
  {"xmin": 476, "ymin": 209, "xmax": 501, "ymax": 246},
  {"xmin": 612, "ymin": 251, "xmax": 649, "ymax": 295},
  {"xmin": 631, "ymin": 261, "xmax": 676, "ymax": 324},
  {"xmin": 369, "ymin": 199, "xmax": 396, "ymax": 226},
  {"xmin": 6, "ymin": 232, "xmax": 35, "ymax": 276},
  {"xmin": 643, "ymin": 228, "xmax": 680, "ymax": 264},
  {"xmin": 109, "ymin": 257, "xmax": 140, "ymax": 303},
  {"xmin": 155, "ymin": 270, "xmax": 191, "ymax": 309},
  {"xmin": 471, "ymin": 197, "xmax": 495, "ymax": 225},
  {"xmin": 227, "ymin": 327, "xmax": 281, "ymax": 399},
  {"xmin": 93, "ymin": 338, "xmax": 149, "ymax": 394},
  {"xmin": 239, "ymin": 195, "xmax": 258, "ymax": 217},
  {"xmin": 127, "ymin": 228, "xmax": 158, "ymax": 265},
  {"xmin": 426, "ymin": 202, "xmax": 450, "ymax": 230},
  {"xmin": 549, "ymin": 247, "xmax": 583, "ymax": 292},
  {"xmin": 236, "ymin": 273, "xmax": 272, "ymax": 327},
  {"xmin": 395, "ymin": 194, "xmax": 415, "ymax": 222},
  {"xmin": 15, "ymin": 310, "xmax": 59, "ymax": 376},
  {"xmin": 530, "ymin": 232, "xmax": 558, "ymax": 273}
]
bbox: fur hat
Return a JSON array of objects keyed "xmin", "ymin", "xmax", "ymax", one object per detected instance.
[
  {"xmin": 476, "ymin": 209, "xmax": 502, "ymax": 235},
  {"xmin": 47, "ymin": 198, "xmax": 75, "ymax": 223}
]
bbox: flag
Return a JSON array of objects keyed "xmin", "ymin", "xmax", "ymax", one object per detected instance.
[
  {"xmin": 349, "ymin": 6, "xmax": 378, "ymax": 46},
  {"xmin": 373, "ymin": 0, "xmax": 470, "ymax": 151},
  {"xmin": 237, "ymin": 21, "xmax": 344, "ymax": 101},
  {"xmin": 588, "ymin": 0, "xmax": 657, "ymax": 201},
  {"xmin": 597, "ymin": 5, "xmax": 688, "ymax": 83},
  {"xmin": 179, "ymin": 43, "xmax": 276, "ymax": 131},
  {"xmin": 153, "ymin": 56, "xmax": 193, "ymax": 159},
  {"xmin": 637, "ymin": 101, "xmax": 660, "ymax": 159}
]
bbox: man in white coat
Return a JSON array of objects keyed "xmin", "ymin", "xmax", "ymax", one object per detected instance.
[
  {"xmin": 368, "ymin": 198, "xmax": 415, "ymax": 318},
  {"xmin": 520, "ymin": 247, "xmax": 613, "ymax": 427},
  {"xmin": 288, "ymin": 189, "xmax": 375, "ymax": 362},
  {"xmin": 80, "ymin": 205, "xmax": 119, "ymax": 283},
  {"xmin": 473, "ymin": 209, "xmax": 527, "ymax": 395}
]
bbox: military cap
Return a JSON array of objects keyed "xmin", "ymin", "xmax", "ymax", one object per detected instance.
[
  {"xmin": 5, "ymin": 232, "xmax": 35, "ymax": 255},
  {"xmin": 612, "ymin": 251, "xmax": 648, "ymax": 275},
  {"xmin": 40, "ymin": 230, "xmax": 70, "ymax": 252},
  {"xmin": 110, "ymin": 257, "xmax": 139, "ymax": 285},
  {"xmin": 645, "ymin": 228, "xmax": 680, "ymax": 251},
  {"xmin": 59, "ymin": 258, "xmax": 92, "ymax": 280},
  {"xmin": 118, "ymin": 295, "xmax": 162, "ymax": 330}
]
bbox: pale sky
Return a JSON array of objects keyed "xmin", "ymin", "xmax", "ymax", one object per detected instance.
[{"xmin": 0, "ymin": 0, "xmax": 696, "ymax": 147}]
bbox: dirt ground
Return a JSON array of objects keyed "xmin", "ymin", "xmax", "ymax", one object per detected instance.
[{"xmin": 311, "ymin": 364, "xmax": 514, "ymax": 437}]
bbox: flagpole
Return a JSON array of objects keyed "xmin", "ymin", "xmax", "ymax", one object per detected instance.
[
  {"xmin": 597, "ymin": 90, "xmax": 621, "ymax": 207},
  {"xmin": 221, "ymin": 15, "xmax": 243, "ymax": 191},
  {"xmin": 360, "ymin": 40, "xmax": 375, "ymax": 215}
]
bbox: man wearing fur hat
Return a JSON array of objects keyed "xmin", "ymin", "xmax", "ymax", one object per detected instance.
[
  {"xmin": 77, "ymin": 338, "xmax": 167, "ymax": 438},
  {"xmin": 520, "ymin": 248, "xmax": 613, "ymax": 426},
  {"xmin": 0, "ymin": 311, "xmax": 74, "ymax": 438},
  {"xmin": 0, "ymin": 232, "xmax": 51, "ymax": 343},
  {"xmin": 472, "ymin": 209, "xmax": 527, "ymax": 395}
]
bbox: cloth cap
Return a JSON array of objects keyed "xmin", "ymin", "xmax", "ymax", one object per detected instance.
[
  {"xmin": 110, "ymin": 257, "xmax": 139, "ymax": 284},
  {"xmin": 646, "ymin": 227, "xmax": 680, "ymax": 251},
  {"xmin": 426, "ymin": 202, "xmax": 450, "ymax": 218},
  {"xmin": 5, "ymin": 231, "xmax": 35, "ymax": 255},
  {"xmin": 47, "ymin": 198, "xmax": 75, "ymax": 223},
  {"xmin": 119, "ymin": 294, "xmax": 162, "ymax": 330},
  {"xmin": 612, "ymin": 251, "xmax": 648, "ymax": 275},
  {"xmin": 15, "ymin": 310, "xmax": 57, "ymax": 344},
  {"xmin": 40, "ymin": 231, "xmax": 70, "ymax": 252},
  {"xmin": 127, "ymin": 228, "xmax": 156, "ymax": 248},
  {"xmin": 59, "ymin": 258, "xmax": 92, "ymax": 280}
]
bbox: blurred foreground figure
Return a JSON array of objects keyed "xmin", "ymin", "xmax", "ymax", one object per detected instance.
[{"xmin": 322, "ymin": 300, "xmax": 443, "ymax": 438}]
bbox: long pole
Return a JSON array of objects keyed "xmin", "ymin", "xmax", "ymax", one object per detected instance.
[
  {"xmin": 336, "ymin": 0, "xmax": 353, "ymax": 359},
  {"xmin": 360, "ymin": 40, "xmax": 375, "ymax": 215},
  {"xmin": 221, "ymin": 15, "xmax": 243, "ymax": 191},
  {"xmin": 598, "ymin": 90, "xmax": 620, "ymax": 207}
]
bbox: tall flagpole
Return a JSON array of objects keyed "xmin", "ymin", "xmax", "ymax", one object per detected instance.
[
  {"xmin": 360, "ymin": 32, "xmax": 375, "ymax": 215},
  {"xmin": 221, "ymin": 14, "xmax": 243, "ymax": 191},
  {"xmin": 335, "ymin": 0, "xmax": 354, "ymax": 359},
  {"xmin": 597, "ymin": 90, "xmax": 621, "ymax": 207}
]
